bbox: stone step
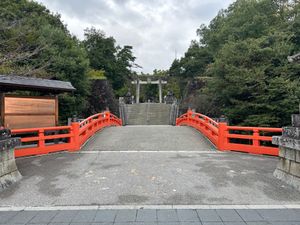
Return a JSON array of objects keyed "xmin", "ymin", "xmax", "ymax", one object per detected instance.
[{"xmin": 125, "ymin": 103, "xmax": 172, "ymax": 125}]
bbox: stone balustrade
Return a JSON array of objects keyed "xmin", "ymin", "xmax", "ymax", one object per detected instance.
[
  {"xmin": 0, "ymin": 129, "xmax": 22, "ymax": 191},
  {"xmin": 273, "ymin": 114, "xmax": 300, "ymax": 191}
]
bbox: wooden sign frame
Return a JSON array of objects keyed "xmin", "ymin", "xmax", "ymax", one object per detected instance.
[{"xmin": 0, "ymin": 94, "xmax": 58, "ymax": 129}]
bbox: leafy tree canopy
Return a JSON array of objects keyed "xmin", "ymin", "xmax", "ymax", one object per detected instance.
[
  {"xmin": 171, "ymin": 0, "xmax": 300, "ymax": 127},
  {"xmin": 83, "ymin": 28, "xmax": 137, "ymax": 93}
]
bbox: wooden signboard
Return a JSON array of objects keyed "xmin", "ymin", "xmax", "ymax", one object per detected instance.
[{"xmin": 0, "ymin": 94, "xmax": 58, "ymax": 129}]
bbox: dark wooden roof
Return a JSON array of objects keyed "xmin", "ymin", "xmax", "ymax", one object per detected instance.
[{"xmin": 0, "ymin": 75, "xmax": 76, "ymax": 93}]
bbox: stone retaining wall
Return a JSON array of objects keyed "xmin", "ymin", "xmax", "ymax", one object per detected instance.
[
  {"xmin": 273, "ymin": 114, "xmax": 300, "ymax": 191},
  {"xmin": 0, "ymin": 129, "xmax": 22, "ymax": 191}
]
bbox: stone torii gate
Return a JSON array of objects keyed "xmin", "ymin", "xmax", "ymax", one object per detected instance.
[{"xmin": 131, "ymin": 75, "xmax": 167, "ymax": 103}]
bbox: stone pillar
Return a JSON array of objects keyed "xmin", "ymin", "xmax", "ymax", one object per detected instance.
[
  {"xmin": 136, "ymin": 79, "xmax": 140, "ymax": 104},
  {"xmin": 0, "ymin": 129, "xmax": 22, "ymax": 191},
  {"xmin": 272, "ymin": 114, "xmax": 300, "ymax": 191},
  {"xmin": 158, "ymin": 78, "xmax": 162, "ymax": 103}
]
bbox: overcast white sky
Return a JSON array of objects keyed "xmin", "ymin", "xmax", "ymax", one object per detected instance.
[{"xmin": 36, "ymin": 0, "xmax": 234, "ymax": 73}]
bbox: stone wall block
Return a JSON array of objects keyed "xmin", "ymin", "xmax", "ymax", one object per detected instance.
[
  {"xmin": 296, "ymin": 151, "xmax": 300, "ymax": 163},
  {"xmin": 6, "ymin": 159, "xmax": 18, "ymax": 174},
  {"xmin": 283, "ymin": 127, "xmax": 300, "ymax": 139},
  {"xmin": 273, "ymin": 114, "xmax": 300, "ymax": 191},
  {"xmin": 290, "ymin": 161, "xmax": 300, "ymax": 178},
  {"xmin": 285, "ymin": 148, "xmax": 296, "ymax": 161},
  {"xmin": 277, "ymin": 158, "xmax": 291, "ymax": 172}
]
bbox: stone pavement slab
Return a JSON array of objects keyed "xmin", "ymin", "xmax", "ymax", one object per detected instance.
[
  {"xmin": 235, "ymin": 209, "xmax": 264, "ymax": 222},
  {"xmin": 136, "ymin": 209, "xmax": 157, "ymax": 222},
  {"xmin": 0, "ymin": 208, "xmax": 300, "ymax": 224},
  {"xmin": 216, "ymin": 209, "xmax": 243, "ymax": 222}
]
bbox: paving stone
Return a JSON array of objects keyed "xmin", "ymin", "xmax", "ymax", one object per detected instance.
[
  {"xmin": 71, "ymin": 209, "xmax": 97, "ymax": 222},
  {"xmin": 51, "ymin": 210, "xmax": 79, "ymax": 223},
  {"xmin": 196, "ymin": 210, "xmax": 222, "ymax": 222},
  {"xmin": 223, "ymin": 222, "xmax": 247, "ymax": 225},
  {"xmin": 70, "ymin": 223, "xmax": 90, "ymax": 225},
  {"xmin": 256, "ymin": 209, "xmax": 300, "ymax": 222},
  {"xmin": 177, "ymin": 209, "xmax": 200, "ymax": 222},
  {"xmin": 276, "ymin": 209, "xmax": 300, "ymax": 221},
  {"xmin": 94, "ymin": 210, "xmax": 117, "ymax": 222},
  {"xmin": 115, "ymin": 210, "xmax": 137, "ymax": 222},
  {"xmin": 157, "ymin": 209, "xmax": 178, "ymax": 222},
  {"xmin": 216, "ymin": 209, "xmax": 243, "ymax": 222},
  {"xmin": 7, "ymin": 211, "xmax": 38, "ymax": 224},
  {"xmin": 115, "ymin": 223, "xmax": 157, "ymax": 225},
  {"xmin": 0, "ymin": 211, "xmax": 18, "ymax": 223},
  {"xmin": 132, "ymin": 223, "xmax": 158, "ymax": 225},
  {"xmin": 48, "ymin": 223, "xmax": 70, "ymax": 225},
  {"xmin": 27, "ymin": 223, "xmax": 48, "ymax": 225},
  {"xmin": 246, "ymin": 222, "xmax": 271, "ymax": 225},
  {"xmin": 202, "ymin": 222, "xmax": 224, "ymax": 225},
  {"xmin": 28, "ymin": 210, "xmax": 57, "ymax": 223},
  {"xmin": 136, "ymin": 209, "xmax": 157, "ymax": 222},
  {"xmin": 157, "ymin": 222, "xmax": 180, "ymax": 225},
  {"xmin": 270, "ymin": 222, "xmax": 300, "ymax": 225},
  {"xmin": 236, "ymin": 209, "xmax": 264, "ymax": 222},
  {"xmin": 179, "ymin": 222, "xmax": 202, "ymax": 225},
  {"xmin": 90, "ymin": 223, "xmax": 113, "ymax": 225}
]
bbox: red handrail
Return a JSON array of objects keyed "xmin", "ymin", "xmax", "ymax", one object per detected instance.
[
  {"xmin": 12, "ymin": 111, "xmax": 122, "ymax": 157},
  {"xmin": 176, "ymin": 110, "xmax": 282, "ymax": 156}
]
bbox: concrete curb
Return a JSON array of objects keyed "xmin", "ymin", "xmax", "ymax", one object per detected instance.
[{"xmin": 1, "ymin": 205, "xmax": 300, "ymax": 211}]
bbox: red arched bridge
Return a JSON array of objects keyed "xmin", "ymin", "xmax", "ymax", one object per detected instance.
[{"xmin": 12, "ymin": 109, "xmax": 282, "ymax": 158}]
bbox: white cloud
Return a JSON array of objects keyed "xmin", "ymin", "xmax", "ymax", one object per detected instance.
[{"xmin": 36, "ymin": 0, "xmax": 234, "ymax": 73}]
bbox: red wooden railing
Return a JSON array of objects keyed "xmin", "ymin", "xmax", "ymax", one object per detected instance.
[
  {"xmin": 176, "ymin": 110, "xmax": 282, "ymax": 156},
  {"xmin": 12, "ymin": 111, "xmax": 122, "ymax": 158}
]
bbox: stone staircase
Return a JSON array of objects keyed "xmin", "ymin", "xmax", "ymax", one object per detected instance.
[{"xmin": 125, "ymin": 103, "xmax": 172, "ymax": 125}]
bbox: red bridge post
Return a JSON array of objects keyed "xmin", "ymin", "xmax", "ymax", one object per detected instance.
[
  {"xmin": 69, "ymin": 122, "xmax": 80, "ymax": 152},
  {"xmin": 217, "ymin": 122, "xmax": 228, "ymax": 151}
]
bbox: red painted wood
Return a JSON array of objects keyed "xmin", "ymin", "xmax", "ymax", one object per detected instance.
[
  {"xmin": 176, "ymin": 110, "xmax": 282, "ymax": 156},
  {"xmin": 12, "ymin": 111, "xmax": 122, "ymax": 157}
]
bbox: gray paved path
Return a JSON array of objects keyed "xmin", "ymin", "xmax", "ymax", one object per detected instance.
[
  {"xmin": 1, "ymin": 208, "xmax": 300, "ymax": 224},
  {"xmin": 1, "ymin": 143, "xmax": 300, "ymax": 205},
  {"xmin": 1, "ymin": 126, "xmax": 300, "ymax": 207},
  {"xmin": 83, "ymin": 126, "xmax": 215, "ymax": 152}
]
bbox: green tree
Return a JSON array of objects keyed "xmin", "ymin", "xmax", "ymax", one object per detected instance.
[
  {"xmin": 0, "ymin": 0, "xmax": 90, "ymax": 122},
  {"xmin": 83, "ymin": 28, "xmax": 136, "ymax": 94},
  {"xmin": 172, "ymin": 0, "xmax": 300, "ymax": 127}
]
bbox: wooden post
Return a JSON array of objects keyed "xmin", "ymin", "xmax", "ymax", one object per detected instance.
[
  {"xmin": 38, "ymin": 128, "xmax": 45, "ymax": 154},
  {"xmin": 105, "ymin": 111, "xmax": 111, "ymax": 125},
  {"xmin": 217, "ymin": 122, "xmax": 228, "ymax": 151},
  {"xmin": 253, "ymin": 129, "xmax": 259, "ymax": 147},
  {"xmin": 69, "ymin": 122, "xmax": 80, "ymax": 151}
]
